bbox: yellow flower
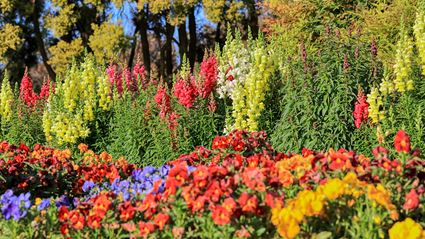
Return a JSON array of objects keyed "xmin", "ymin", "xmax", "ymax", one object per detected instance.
[
  {"xmin": 389, "ymin": 218, "xmax": 423, "ymax": 239},
  {"xmin": 321, "ymin": 178, "xmax": 344, "ymax": 200},
  {"xmin": 35, "ymin": 197, "xmax": 42, "ymax": 206}
]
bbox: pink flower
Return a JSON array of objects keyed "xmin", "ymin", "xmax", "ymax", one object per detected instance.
[
  {"xmin": 403, "ymin": 189, "xmax": 419, "ymax": 210},
  {"xmin": 132, "ymin": 63, "xmax": 145, "ymax": 89}
]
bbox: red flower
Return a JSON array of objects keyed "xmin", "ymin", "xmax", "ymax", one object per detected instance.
[
  {"xmin": 139, "ymin": 221, "xmax": 155, "ymax": 238},
  {"xmin": 328, "ymin": 149, "xmax": 352, "ymax": 171},
  {"xmin": 155, "ymin": 85, "xmax": 171, "ymax": 120},
  {"xmin": 211, "ymin": 205, "xmax": 231, "ymax": 225},
  {"xmin": 353, "ymin": 90, "xmax": 369, "ymax": 128},
  {"xmin": 153, "ymin": 213, "xmax": 170, "ymax": 230},
  {"xmin": 193, "ymin": 165, "xmax": 210, "ymax": 182},
  {"xmin": 19, "ymin": 69, "xmax": 39, "ymax": 107},
  {"xmin": 265, "ymin": 193, "xmax": 276, "ymax": 208},
  {"xmin": 242, "ymin": 167, "xmax": 266, "ymax": 192},
  {"xmin": 60, "ymin": 224, "xmax": 69, "ymax": 235},
  {"xmin": 168, "ymin": 164, "xmax": 189, "ymax": 186},
  {"xmin": 119, "ymin": 201, "xmax": 136, "ymax": 221},
  {"xmin": 242, "ymin": 195, "xmax": 258, "ymax": 213},
  {"xmin": 403, "ymin": 189, "xmax": 419, "ymax": 210},
  {"xmin": 394, "ymin": 130, "xmax": 411, "ymax": 153},
  {"xmin": 372, "ymin": 146, "xmax": 389, "ymax": 159},
  {"xmin": 199, "ymin": 55, "xmax": 218, "ymax": 98},
  {"xmin": 173, "ymin": 76, "xmax": 198, "ymax": 108},
  {"xmin": 69, "ymin": 210, "xmax": 85, "ymax": 230},
  {"xmin": 58, "ymin": 206, "xmax": 69, "ymax": 222},
  {"xmin": 39, "ymin": 78, "xmax": 54, "ymax": 99},
  {"xmin": 205, "ymin": 181, "xmax": 223, "ymax": 202}
]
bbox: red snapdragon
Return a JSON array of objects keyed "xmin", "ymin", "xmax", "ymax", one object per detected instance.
[
  {"xmin": 353, "ymin": 90, "xmax": 369, "ymax": 128},
  {"xmin": 199, "ymin": 55, "xmax": 218, "ymax": 98},
  {"xmin": 19, "ymin": 69, "xmax": 39, "ymax": 107}
]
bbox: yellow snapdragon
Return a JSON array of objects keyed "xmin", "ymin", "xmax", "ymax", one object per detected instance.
[
  {"xmin": 43, "ymin": 56, "xmax": 111, "ymax": 145},
  {"xmin": 393, "ymin": 29, "xmax": 414, "ymax": 93},
  {"xmin": 97, "ymin": 74, "xmax": 111, "ymax": 110},
  {"xmin": 414, "ymin": 7, "xmax": 425, "ymax": 76},
  {"xmin": 231, "ymin": 44, "xmax": 274, "ymax": 131},
  {"xmin": 0, "ymin": 72, "xmax": 13, "ymax": 123},
  {"xmin": 367, "ymin": 87, "xmax": 385, "ymax": 123}
]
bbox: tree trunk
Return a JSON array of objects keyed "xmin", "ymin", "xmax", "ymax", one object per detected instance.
[
  {"xmin": 32, "ymin": 0, "xmax": 56, "ymax": 80},
  {"xmin": 247, "ymin": 0, "xmax": 259, "ymax": 39},
  {"xmin": 140, "ymin": 5, "xmax": 151, "ymax": 77},
  {"xmin": 165, "ymin": 22, "xmax": 174, "ymax": 85},
  {"xmin": 215, "ymin": 21, "xmax": 222, "ymax": 49},
  {"xmin": 155, "ymin": 31, "xmax": 165, "ymax": 80},
  {"xmin": 178, "ymin": 22, "xmax": 188, "ymax": 65},
  {"xmin": 128, "ymin": 25, "xmax": 139, "ymax": 69},
  {"xmin": 188, "ymin": 7, "xmax": 197, "ymax": 69}
]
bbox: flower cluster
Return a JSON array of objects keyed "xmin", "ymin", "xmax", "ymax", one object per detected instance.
[
  {"xmin": 353, "ymin": 89, "xmax": 369, "ymax": 128},
  {"xmin": 43, "ymin": 59, "xmax": 110, "ymax": 144},
  {"xmin": 0, "ymin": 141, "xmax": 135, "ymax": 198},
  {"xmin": 232, "ymin": 45, "xmax": 274, "ymax": 131},
  {"xmin": 106, "ymin": 62, "xmax": 147, "ymax": 97},
  {"xmin": 58, "ymin": 165, "xmax": 171, "ymax": 235},
  {"xmin": 0, "ymin": 190, "xmax": 31, "ymax": 221},
  {"xmin": 272, "ymin": 172, "xmax": 398, "ymax": 239},
  {"xmin": 217, "ymin": 35, "xmax": 252, "ymax": 99}
]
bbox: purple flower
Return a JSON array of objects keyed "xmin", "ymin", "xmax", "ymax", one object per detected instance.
[
  {"xmin": 132, "ymin": 169, "xmax": 144, "ymax": 182},
  {"xmin": 1, "ymin": 201, "xmax": 20, "ymax": 220},
  {"xmin": 55, "ymin": 195, "xmax": 70, "ymax": 208},
  {"xmin": 37, "ymin": 198, "xmax": 51, "ymax": 211},
  {"xmin": 0, "ymin": 190, "xmax": 31, "ymax": 220},
  {"xmin": 82, "ymin": 180, "xmax": 95, "ymax": 192}
]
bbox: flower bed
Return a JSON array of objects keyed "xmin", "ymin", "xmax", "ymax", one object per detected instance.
[{"xmin": 0, "ymin": 130, "xmax": 424, "ymax": 238}]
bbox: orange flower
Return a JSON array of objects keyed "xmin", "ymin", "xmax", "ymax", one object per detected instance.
[
  {"xmin": 78, "ymin": 143, "xmax": 89, "ymax": 153},
  {"xmin": 277, "ymin": 169, "xmax": 294, "ymax": 188},
  {"xmin": 153, "ymin": 213, "xmax": 170, "ymax": 230},
  {"xmin": 92, "ymin": 194, "xmax": 112, "ymax": 218},
  {"xmin": 139, "ymin": 221, "xmax": 155, "ymax": 238},
  {"xmin": 328, "ymin": 149, "xmax": 352, "ymax": 171}
]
